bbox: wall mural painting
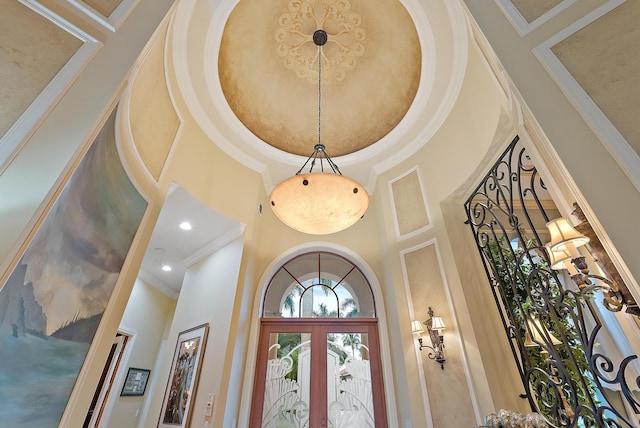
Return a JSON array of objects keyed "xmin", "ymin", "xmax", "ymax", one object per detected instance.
[{"xmin": 0, "ymin": 110, "xmax": 147, "ymax": 427}]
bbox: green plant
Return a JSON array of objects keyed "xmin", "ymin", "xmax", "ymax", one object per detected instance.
[{"xmin": 486, "ymin": 236, "xmax": 598, "ymax": 421}]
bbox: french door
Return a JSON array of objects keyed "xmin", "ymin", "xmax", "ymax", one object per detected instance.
[{"xmin": 250, "ymin": 319, "xmax": 387, "ymax": 428}]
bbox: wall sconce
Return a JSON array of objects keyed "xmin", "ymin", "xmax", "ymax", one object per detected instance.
[
  {"xmin": 411, "ymin": 307, "xmax": 446, "ymax": 369},
  {"xmin": 545, "ymin": 218, "xmax": 624, "ymax": 312},
  {"xmin": 523, "ymin": 316, "xmax": 562, "ymax": 351}
]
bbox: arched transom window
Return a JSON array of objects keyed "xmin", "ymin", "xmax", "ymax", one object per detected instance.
[{"xmin": 262, "ymin": 251, "xmax": 376, "ymax": 318}]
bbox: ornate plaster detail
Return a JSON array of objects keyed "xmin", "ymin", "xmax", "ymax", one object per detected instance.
[{"xmin": 275, "ymin": 0, "xmax": 366, "ymax": 83}]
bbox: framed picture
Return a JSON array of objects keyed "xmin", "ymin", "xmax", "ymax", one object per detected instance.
[
  {"xmin": 158, "ymin": 323, "xmax": 209, "ymax": 428},
  {"xmin": 120, "ymin": 368, "xmax": 151, "ymax": 396}
]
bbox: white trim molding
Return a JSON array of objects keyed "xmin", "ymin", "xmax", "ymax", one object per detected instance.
[
  {"xmin": 183, "ymin": 224, "xmax": 246, "ymax": 268},
  {"xmin": 0, "ymin": 0, "xmax": 101, "ymax": 174},
  {"xmin": 399, "ymin": 242, "xmax": 434, "ymax": 428},
  {"xmin": 494, "ymin": 0, "xmax": 577, "ymax": 36},
  {"xmin": 67, "ymin": 0, "xmax": 141, "ymax": 32},
  {"xmin": 388, "ymin": 165, "xmax": 434, "ymax": 240},
  {"xmin": 238, "ymin": 242, "xmax": 400, "ymax": 428},
  {"xmin": 399, "ymin": 238, "xmax": 483, "ymax": 425},
  {"xmin": 532, "ymin": 0, "xmax": 640, "ymax": 193}
]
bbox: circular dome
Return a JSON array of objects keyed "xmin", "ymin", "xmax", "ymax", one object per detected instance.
[{"xmin": 218, "ymin": 0, "xmax": 421, "ymax": 157}]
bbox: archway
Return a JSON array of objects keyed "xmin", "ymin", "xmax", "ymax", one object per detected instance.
[{"xmin": 250, "ymin": 251, "xmax": 388, "ymax": 427}]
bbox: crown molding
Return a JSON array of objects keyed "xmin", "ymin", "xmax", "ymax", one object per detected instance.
[{"xmin": 183, "ymin": 223, "xmax": 246, "ymax": 267}]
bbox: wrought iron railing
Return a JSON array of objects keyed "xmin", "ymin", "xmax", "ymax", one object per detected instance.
[{"xmin": 464, "ymin": 136, "xmax": 640, "ymax": 427}]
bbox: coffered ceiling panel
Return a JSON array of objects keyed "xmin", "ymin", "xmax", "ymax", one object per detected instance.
[
  {"xmin": 0, "ymin": 0, "xmax": 82, "ymax": 138},
  {"xmin": 551, "ymin": 0, "xmax": 640, "ymax": 156},
  {"xmin": 511, "ymin": 0, "xmax": 563, "ymax": 23},
  {"xmin": 82, "ymin": 0, "xmax": 122, "ymax": 17}
]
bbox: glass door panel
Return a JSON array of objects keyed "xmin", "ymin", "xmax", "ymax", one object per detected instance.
[
  {"xmin": 326, "ymin": 333, "xmax": 375, "ymax": 428},
  {"xmin": 252, "ymin": 320, "xmax": 386, "ymax": 428},
  {"xmin": 261, "ymin": 332, "xmax": 311, "ymax": 428}
]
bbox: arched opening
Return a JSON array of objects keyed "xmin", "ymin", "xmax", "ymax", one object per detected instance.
[{"xmin": 250, "ymin": 251, "xmax": 388, "ymax": 427}]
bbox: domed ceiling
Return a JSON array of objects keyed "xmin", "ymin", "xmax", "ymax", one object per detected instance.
[
  {"xmin": 218, "ymin": 0, "xmax": 421, "ymax": 157},
  {"xmin": 159, "ymin": 0, "xmax": 466, "ymax": 191}
]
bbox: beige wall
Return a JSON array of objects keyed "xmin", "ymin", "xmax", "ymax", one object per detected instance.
[
  {"xmin": 463, "ymin": 0, "xmax": 640, "ymax": 306},
  {"xmin": 4, "ymin": 0, "xmax": 639, "ymax": 426},
  {"xmin": 373, "ymin": 38, "xmax": 509, "ymax": 425},
  {"xmin": 142, "ymin": 236, "xmax": 244, "ymax": 428},
  {"xmin": 143, "ymin": 10, "xmax": 514, "ymax": 425},
  {"xmin": 156, "ymin": 12, "xmax": 398, "ymax": 420},
  {"xmin": 0, "ymin": 0, "xmax": 176, "ymax": 270},
  {"xmin": 0, "ymin": 1, "xmax": 176, "ymax": 426},
  {"xmin": 106, "ymin": 278, "xmax": 176, "ymax": 428}
]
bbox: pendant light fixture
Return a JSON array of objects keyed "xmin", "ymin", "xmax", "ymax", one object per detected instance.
[{"xmin": 269, "ymin": 29, "xmax": 369, "ymax": 235}]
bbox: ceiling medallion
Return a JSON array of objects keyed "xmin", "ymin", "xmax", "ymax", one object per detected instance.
[
  {"xmin": 270, "ymin": 29, "xmax": 369, "ymax": 235},
  {"xmin": 275, "ymin": 0, "xmax": 366, "ymax": 83}
]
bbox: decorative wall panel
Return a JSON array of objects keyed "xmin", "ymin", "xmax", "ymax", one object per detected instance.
[
  {"xmin": 0, "ymin": 110, "xmax": 147, "ymax": 426},
  {"xmin": 82, "ymin": 0, "xmax": 123, "ymax": 17},
  {"xmin": 403, "ymin": 243, "xmax": 476, "ymax": 427},
  {"xmin": 495, "ymin": 0, "xmax": 576, "ymax": 36},
  {"xmin": 511, "ymin": 0, "xmax": 563, "ymax": 23},
  {"xmin": 0, "ymin": 0, "xmax": 82, "ymax": 138},
  {"xmin": 390, "ymin": 168, "xmax": 430, "ymax": 237},
  {"xmin": 551, "ymin": 0, "xmax": 640, "ymax": 156},
  {"xmin": 129, "ymin": 23, "xmax": 179, "ymax": 181}
]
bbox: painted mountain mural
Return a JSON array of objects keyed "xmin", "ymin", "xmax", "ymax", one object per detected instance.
[{"xmin": 0, "ymin": 110, "xmax": 147, "ymax": 427}]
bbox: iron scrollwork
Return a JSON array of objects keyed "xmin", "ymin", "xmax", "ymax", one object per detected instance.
[{"xmin": 464, "ymin": 136, "xmax": 640, "ymax": 427}]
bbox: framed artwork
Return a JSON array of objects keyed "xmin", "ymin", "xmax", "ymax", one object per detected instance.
[
  {"xmin": 120, "ymin": 368, "xmax": 151, "ymax": 396},
  {"xmin": 158, "ymin": 323, "xmax": 209, "ymax": 428}
]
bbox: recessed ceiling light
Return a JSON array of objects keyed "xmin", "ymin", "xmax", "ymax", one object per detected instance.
[
  {"xmin": 179, "ymin": 221, "xmax": 192, "ymax": 231},
  {"xmin": 161, "ymin": 264, "xmax": 173, "ymax": 272}
]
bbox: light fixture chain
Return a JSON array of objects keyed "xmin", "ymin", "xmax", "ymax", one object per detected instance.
[
  {"xmin": 318, "ymin": 44, "xmax": 322, "ymax": 172},
  {"xmin": 294, "ymin": 30, "xmax": 342, "ymax": 177}
]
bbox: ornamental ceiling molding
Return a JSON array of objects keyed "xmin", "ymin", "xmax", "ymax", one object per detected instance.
[
  {"xmin": 168, "ymin": 0, "xmax": 468, "ymax": 194},
  {"xmin": 276, "ymin": 0, "xmax": 366, "ymax": 84}
]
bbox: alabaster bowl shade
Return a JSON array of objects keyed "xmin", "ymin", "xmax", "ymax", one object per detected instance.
[
  {"xmin": 411, "ymin": 320, "xmax": 426, "ymax": 335},
  {"xmin": 546, "ymin": 218, "xmax": 590, "ymax": 251},
  {"xmin": 270, "ymin": 173, "xmax": 369, "ymax": 235}
]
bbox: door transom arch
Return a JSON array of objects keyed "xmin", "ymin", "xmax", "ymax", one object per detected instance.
[{"xmin": 250, "ymin": 250, "xmax": 389, "ymax": 428}]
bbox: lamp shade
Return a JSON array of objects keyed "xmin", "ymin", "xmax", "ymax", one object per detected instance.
[
  {"xmin": 430, "ymin": 316, "xmax": 446, "ymax": 331},
  {"xmin": 546, "ymin": 218, "xmax": 589, "ymax": 251},
  {"xmin": 270, "ymin": 173, "xmax": 369, "ymax": 235},
  {"xmin": 524, "ymin": 317, "xmax": 562, "ymax": 347},
  {"xmin": 411, "ymin": 320, "xmax": 426, "ymax": 335},
  {"xmin": 544, "ymin": 243, "xmax": 572, "ymax": 270}
]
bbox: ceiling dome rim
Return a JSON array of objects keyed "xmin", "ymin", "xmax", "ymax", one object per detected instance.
[{"xmin": 169, "ymin": 0, "xmax": 468, "ymax": 190}]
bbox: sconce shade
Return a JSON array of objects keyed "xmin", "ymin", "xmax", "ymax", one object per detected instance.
[
  {"xmin": 544, "ymin": 243, "xmax": 572, "ymax": 270},
  {"xmin": 430, "ymin": 316, "xmax": 446, "ymax": 331},
  {"xmin": 411, "ymin": 320, "xmax": 426, "ymax": 335},
  {"xmin": 546, "ymin": 218, "xmax": 589, "ymax": 251},
  {"xmin": 524, "ymin": 317, "xmax": 562, "ymax": 347},
  {"xmin": 270, "ymin": 173, "xmax": 369, "ymax": 235}
]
